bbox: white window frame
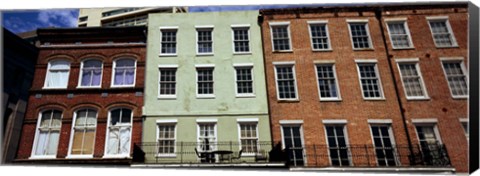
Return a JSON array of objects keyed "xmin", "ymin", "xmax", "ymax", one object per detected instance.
[
  {"xmin": 413, "ymin": 121, "xmax": 443, "ymax": 145},
  {"xmin": 395, "ymin": 58, "xmax": 429, "ymax": 100},
  {"xmin": 195, "ymin": 25, "xmax": 214, "ymax": 56},
  {"xmin": 323, "ymin": 123, "xmax": 352, "ymax": 166},
  {"xmin": 460, "ymin": 118, "xmax": 468, "ymax": 141},
  {"xmin": 269, "ymin": 22, "xmax": 293, "ymax": 52},
  {"xmin": 237, "ymin": 119, "xmax": 259, "ymax": 156},
  {"xmin": 158, "ymin": 65, "xmax": 178, "ymax": 99},
  {"xmin": 347, "ymin": 19, "xmax": 374, "ymax": 50},
  {"xmin": 30, "ymin": 110, "xmax": 62, "ymax": 159},
  {"xmin": 156, "ymin": 120, "xmax": 177, "ymax": 157},
  {"xmin": 384, "ymin": 18, "xmax": 414, "ymax": 49},
  {"xmin": 231, "ymin": 24, "xmax": 251, "ymax": 54},
  {"xmin": 426, "ymin": 16, "xmax": 458, "ymax": 48},
  {"xmin": 279, "ymin": 121, "xmax": 307, "ymax": 166},
  {"xmin": 273, "ymin": 62, "xmax": 299, "ymax": 101},
  {"xmin": 314, "ymin": 62, "xmax": 341, "ymax": 101},
  {"xmin": 195, "ymin": 64, "xmax": 215, "ymax": 99},
  {"xmin": 103, "ymin": 107, "xmax": 134, "ymax": 158},
  {"xmin": 77, "ymin": 59, "xmax": 103, "ymax": 88},
  {"xmin": 43, "ymin": 59, "xmax": 71, "ymax": 89},
  {"xmin": 159, "ymin": 26, "xmax": 179, "ymax": 56},
  {"xmin": 440, "ymin": 57, "xmax": 468, "ymax": 99},
  {"xmin": 355, "ymin": 59, "xmax": 385, "ymax": 100},
  {"xmin": 234, "ymin": 63, "xmax": 255, "ymax": 97},
  {"xmin": 110, "ymin": 58, "xmax": 137, "ymax": 88},
  {"xmin": 66, "ymin": 108, "xmax": 97, "ymax": 159},
  {"xmin": 368, "ymin": 122, "xmax": 400, "ymax": 166},
  {"xmin": 307, "ymin": 20, "xmax": 332, "ymax": 51},
  {"xmin": 196, "ymin": 121, "xmax": 218, "ymax": 152}
]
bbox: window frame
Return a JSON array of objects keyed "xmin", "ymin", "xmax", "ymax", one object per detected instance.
[
  {"xmin": 459, "ymin": 118, "xmax": 468, "ymax": 141},
  {"xmin": 231, "ymin": 24, "xmax": 252, "ymax": 54},
  {"xmin": 273, "ymin": 62, "xmax": 299, "ymax": 101},
  {"xmin": 355, "ymin": 59, "xmax": 385, "ymax": 100},
  {"xmin": 234, "ymin": 63, "xmax": 255, "ymax": 98},
  {"xmin": 195, "ymin": 64, "xmax": 215, "ymax": 99},
  {"xmin": 156, "ymin": 120, "xmax": 177, "ymax": 157},
  {"xmin": 236, "ymin": 118, "xmax": 259, "ymax": 156},
  {"xmin": 440, "ymin": 57, "xmax": 468, "ymax": 99},
  {"xmin": 269, "ymin": 22, "xmax": 293, "ymax": 52},
  {"xmin": 77, "ymin": 59, "xmax": 103, "ymax": 89},
  {"xmin": 110, "ymin": 58, "xmax": 137, "ymax": 88},
  {"xmin": 307, "ymin": 20, "xmax": 332, "ymax": 51},
  {"xmin": 347, "ymin": 19, "xmax": 374, "ymax": 50},
  {"xmin": 158, "ymin": 65, "xmax": 178, "ymax": 99},
  {"xmin": 159, "ymin": 26, "xmax": 179, "ymax": 56},
  {"xmin": 30, "ymin": 109, "xmax": 63, "ymax": 159},
  {"xmin": 196, "ymin": 120, "xmax": 218, "ymax": 152},
  {"xmin": 279, "ymin": 121, "xmax": 306, "ymax": 166},
  {"xmin": 195, "ymin": 25, "xmax": 214, "ymax": 56},
  {"xmin": 322, "ymin": 121, "xmax": 352, "ymax": 166},
  {"xmin": 395, "ymin": 58, "xmax": 429, "ymax": 100},
  {"xmin": 66, "ymin": 108, "xmax": 97, "ymax": 159},
  {"xmin": 426, "ymin": 16, "xmax": 458, "ymax": 48},
  {"xmin": 103, "ymin": 107, "xmax": 134, "ymax": 158},
  {"xmin": 367, "ymin": 121, "xmax": 399, "ymax": 166},
  {"xmin": 43, "ymin": 59, "xmax": 71, "ymax": 89},
  {"xmin": 384, "ymin": 18, "xmax": 414, "ymax": 49},
  {"xmin": 314, "ymin": 62, "xmax": 342, "ymax": 101},
  {"xmin": 413, "ymin": 120, "xmax": 444, "ymax": 153}
]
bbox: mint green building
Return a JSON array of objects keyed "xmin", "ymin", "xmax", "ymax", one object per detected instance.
[{"xmin": 143, "ymin": 11, "xmax": 271, "ymax": 164}]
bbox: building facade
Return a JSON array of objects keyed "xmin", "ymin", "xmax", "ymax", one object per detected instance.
[
  {"xmin": 15, "ymin": 27, "xmax": 146, "ymax": 164},
  {"xmin": 77, "ymin": 7, "xmax": 187, "ymax": 27},
  {"xmin": 141, "ymin": 11, "xmax": 272, "ymax": 164},
  {"xmin": 2, "ymin": 28, "xmax": 38, "ymax": 163},
  {"xmin": 259, "ymin": 3, "xmax": 467, "ymax": 172}
]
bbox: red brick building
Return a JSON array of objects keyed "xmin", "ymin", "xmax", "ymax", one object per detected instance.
[
  {"xmin": 15, "ymin": 26, "xmax": 146, "ymax": 164},
  {"xmin": 259, "ymin": 3, "xmax": 467, "ymax": 172}
]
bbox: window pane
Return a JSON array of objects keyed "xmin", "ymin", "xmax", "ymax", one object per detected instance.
[
  {"xmin": 350, "ymin": 23, "xmax": 371, "ymax": 49},
  {"xmin": 310, "ymin": 24, "xmax": 329, "ymax": 50},
  {"xmin": 442, "ymin": 62, "xmax": 468, "ymax": 96},
  {"xmin": 272, "ymin": 25, "xmax": 291, "ymax": 51},
  {"xmin": 276, "ymin": 65, "xmax": 297, "ymax": 99},
  {"xmin": 317, "ymin": 65, "xmax": 339, "ymax": 98},
  {"xmin": 358, "ymin": 64, "xmax": 382, "ymax": 98}
]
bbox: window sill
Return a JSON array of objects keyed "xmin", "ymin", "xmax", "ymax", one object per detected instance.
[
  {"xmin": 76, "ymin": 86, "xmax": 102, "ymax": 89},
  {"xmin": 435, "ymin": 45, "xmax": 459, "ymax": 49},
  {"xmin": 233, "ymin": 52, "xmax": 252, "ymax": 55},
  {"xmin": 158, "ymin": 53, "xmax": 177, "ymax": 57},
  {"xmin": 29, "ymin": 155, "xmax": 56, "ymax": 160},
  {"xmin": 272, "ymin": 50, "xmax": 293, "ymax": 53},
  {"xmin": 406, "ymin": 97, "xmax": 430, "ymax": 101},
  {"xmin": 312, "ymin": 49, "xmax": 333, "ymax": 52},
  {"xmin": 158, "ymin": 96, "xmax": 177, "ymax": 100},
  {"xmin": 392, "ymin": 47, "xmax": 415, "ymax": 50},
  {"xmin": 277, "ymin": 99, "xmax": 300, "ymax": 103},
  {"xmin": 452, "ymin": 96, "xmax": 468, "ymax": 100},
  {"xmin": 236, "ymin": 94, "xmax": 256, "ymax": 98},
  {"xmin": 363, "ymin": 98, "xmax": 386, "ymax": 101},
  {"xmin": 196, "ymin": 53, "xmax": 214, "ymax": 56},
  {"xmin": 156, "ymin": 154, "xmax": 177, "ymax": 158},
  {"xmin": 353, "ymin": 48, "xmax": 374, "ymax": 51},
  {"xmin": 65, "ymin": 155, "xmax": 94, "ymax": 159},
  {"xmin": 42, "ymin": 87, "xmax": 67, "ymax": 90},
  {"xmin": 320, "ymin": 98, "xmax": 342, "ymax": 102},
  {"xmin": 110, "ymin": 85, "xmax": 135, "ymax": 88},
  {"xmin": 197, "ymin": 95, "xmax": 216, "ymax": 99},
  {"xmin": 103, "ymin": 155, "xmax": 131, "ymax": 159}
]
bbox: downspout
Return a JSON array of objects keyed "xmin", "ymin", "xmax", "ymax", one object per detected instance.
[{"xmin": 374, "ymin": 7, "xmax": 415, "ymax": 164}]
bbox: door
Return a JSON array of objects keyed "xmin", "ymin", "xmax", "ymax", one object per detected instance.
[
  {"xmin": 371, "ymin": 125, "xmax": 397, "ymax": 166},
  {"xmin": 416, "ymin": 125, "xmax": 443, "ymax": 165},
  {"xmin": 282, "ymin": 125, "xmax": 305, "ymax": 166}
]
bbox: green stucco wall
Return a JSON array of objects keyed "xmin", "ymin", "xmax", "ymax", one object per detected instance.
[{"xmin": 143, "ymin": 11, "xmax": 271, "ymax": 163}]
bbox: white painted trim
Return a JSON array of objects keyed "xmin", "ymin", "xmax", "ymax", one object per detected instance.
[
  {"xmin": 413, "ymin": 124, "xmax": 443, "ymax": 145},
  {"xmin": 279, "ymin": 124, "xmax": 306, "ymax": 166},
  {"xmin": 29, "ymin": 155, "xmax": 57, "ymax": 160},
  {"xmin": 396, "ymin": 60, "xmax": 430, "ymax": 100},
  {"xmin": 322, "ymin": 119, "xmax": 348, "ymax": 124},
  {"xmin": 233, "ymin": 63, "xmax": 254, "ymax": 67},
  {"xmin": 426, "ymin": 17, "xmax": 458, "ymax": 48},
  {"xmin": 233, "ymin": 65, "xmax": 255, "ymax": 97},
  {"xmin": 156, "ymin": 121, "xmax": 177, "ymax": 157},
  {"xmin": 268, "ymin": 21, "xmax": 290, "ymax": 26},
  {"xmin": 368, "ymin": 124, "xmax": 400, "ymax": 166},
  {"xmin": 231, "ymin": 26, "xmax": 251, "ymax": 54},
  {"xmin": 159, "ymin": 26, "xmax": 179, "ymax": 30},
  {"xmin": 159, "ymin": 28, "xmax": 178, "ymax": 56},
  {"xmin": 110, "ymin": 58, "xmax": 136, "ymax": 88},
  {"xmin": 231, "ymin": 24, "xmax": 250, "ymax": 28},
  {"xmin": 156, "ymin": 119, "xmax": 178, "ymax": 124},
  {"xmin": 158, "ymin": 64, "xmax": 178, "ymax": 68},
  {"xmin": 158, "ymin": 66, "xmax": 177, "ymax": 99},
  {"xmin": 385, "ymin": 20, "xmax": 414, "ymax": 49},
  {"xmin": 237, "ymin": 118, "xmax": 259, "ymax": 122},
  {"xmin": 236, "ymin": 122, "xmax": 260, "ymax": 156},
  {"xmin": 347, "ymin": 21, "xmax": 374, "ymax": 50},
  {"xmin": 323, "ymin": 124, "xmax": 353, "ymax": 166},
  {"xmin": 77, "ymin": 59, "xmax": 103, "ymax": 88},
  {"xmin": 346, "ymin": 19, "xmax": 369, "ymax": 23},
  {"xmin": 314, "ymin": 63, "xmax": 342, "ymax": 101},
  {"xmin": 274, "ymin": 64, "xmax": 299, "ymax": 101},
  {"xmin": 195, "ymin": 27, "xmax": 214, "ymax": 55},
  {"xmin": 412, "ymin": 118, "xmax": 438, "ymax": 123},
  {"xmin": 196, "ymin": 122, "xmax": 217, "ymax": 153},
  {"xmin": 269, "ymin": 22, "xmax": 293, "ymax": 52},
  {"xmin": 279, "ymin": 120, "xmax": 303, "ymax": 124},
  {"xmin": 439, "ymin": 57, "xmax": 464, "ymax": 61},
  {"xmin": 272, "ymin": 61, "xmax": 295, "ymax": 65},
  {"xmin": 30, "ymin": 110, "xmax": 62, "ymax": 159},
  {"xmin": 367, "ymin": 119, "xmax": 393, "ymax": 124},
  {"xmin": 195, "ymin": 64, "xmax": 215, "ymax": 68},
  {"xmin": 355, "ymin": 59, "xmax": 378, "ymax": 63},
  {"xmin": 313, "ymin": 60, "xmax": 335, "ymax": 64},
  {"xmin": 43, "ymin": 59, "xmax": 71, "ymax": 89},
  {"xmin": 65, "ymin": 155, "xmax": 94, "ymax": 159},
  {"xmin": 195, "ymin": 25, "xmax": 214, "ymax": 28},
  {"xmin": 307, "ymin": 20, "xmax": 328, "ymax": 24},
  {"xmin": 103, "ymin": 107, "xmax": 134, "ymax": 158},
  {"xmin": 395, "ymin": 58, "xmax": 420, "ymax": 62},
  {"xmin": 440, "ymin": 58, "xmax": 469, "ymax": 99},
  {"xmin": 308, "ymin": 22, "xmax": 332, "ymax": 51},
  {"xmin": 426, "ymin": 16, "xmax": 449, "ymax": 20},
  {"xmin": 68, "ymin": 109, "xmax": 97, "ymax": 157},
  {"xmin": 384, "ymin": 17, "xmax": 408, "ymax": 22},
  {"xmin": 460, "ymin": 118, "xmax": 469, "ymax": 122},
  {"xmin": 195, "ymin": 66, "xmax": 215, "ymax": 98},
  {"xmin": 196, "ymin": 119, "xmax": 218, "ymax": 123},
  {"xmin": 356, "ymin": 61, "xmax": 386, "ymax": 100}
]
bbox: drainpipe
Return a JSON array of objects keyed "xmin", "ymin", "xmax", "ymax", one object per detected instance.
[{"xmin": 374, "ymin": 7, "xmax": 415, "ymax": 164}]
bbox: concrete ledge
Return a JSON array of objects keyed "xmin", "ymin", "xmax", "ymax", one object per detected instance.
[
  {"xmin": 131, "ymin": 163, "xmax": 286, "ymax": 168},
  {"xmin": 289, "ymin": 167, "xmax": 455, "ymax": 173}
]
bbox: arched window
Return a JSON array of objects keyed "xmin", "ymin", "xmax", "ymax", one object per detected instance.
[
  {"xmin": 111, "ymin": 58, "xmax": 136, "ymax": 87},
  {"xmin": 68, "ymin": 109, "xmax": 97, "ymax": 156},
  {"xmin": 31, "ymin": 110, "xmax": 62, "ymax": 158},
  {"xmin": 44, "ymin": 60, "xmax": 70, "ymax": 88},
  {"xmin": 105, "ymin": 108, "xmax": 132, "ymax": 157},
  {"xmin": 79, "ymin": 59, "xmax": 103, "ymax": 87}
]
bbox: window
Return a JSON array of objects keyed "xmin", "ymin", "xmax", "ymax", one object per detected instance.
[
  {"xmin": 308, "ymin": 22, "xmax": 331, "ymax": 50},
  {"xmin": 160, "ymin": 28, "xmax": 177, "ymax": 55},
  {"xmin": 79, "ymin": 60, "xmax": 102, "ymax": 87},
  {"xmin": 427, "ymin": 17, "xmax": 457, "ymax": 47},
  {"xmin": 232, "ymin": 26, "xmax": 250, "ymax": 53},
  {"xmin": 112, "ymin": 58, "xmax": 136, "ymax": 87},
  {"xmin": 270, "ymin": 22, "xmax": 291, "ymax": 51},
  {"xmin": 386, "ymin": 20, "xmax": 413, "ymax": 49},
  {"xmin": 105, "ymin": 108, "xmax": 132, "ymax": 157},
  {"xmin": 157, "ymin": 124, "xmax": 176, "ymax": 156},
  {"xmin": 325, "ymin": 125, "xmax": 350, "ymax": 166},
  {"xmin": 196, "ymin": 27, "xmax": 213, "ymax": 54},
  {"xmin": 370, "ymin": 125, "xmax": 397, "ymax": 166},
  {"xmin": 441, "ymin": 60, "xmax": 468, "ymax": 98},
  {"xmin": 198, "ymin": 123, "xmax": 216, "ymax": 152},
  {"xmin": 415, "ymin": 125, "xmax": 444, "ymax": 165},
  {"xmin": 315, "ymin": 64, "xmax": 340, "ymax": 100},
  {"xmin": 44, "ymin": 60, "xmax": 70, "ymax": 88},
  {"xmin": 274, "ymin": 64, "xmax": 298, "ymax": 100},
  {"xmin": 158, "ymin": 67, "xmax": 177, "ymax": 98},
  {"xmin": 281, "ymin": 125, "xmax": 305, "ymax": 166},
  {"xmin": 196, "ymin": 66, "xmax": 214, "ymax": 98},
  {"xmin": 235, "ymin": 66, "xmax": 254, "ymax": 96},
  {"xmin": 348, "ymin": 22, "xmax": 373, "ymax": 49},
  {"xmin": 68, "ymin": 109, "xmax": 97, "ymax": 157},
  {"xmin": 239, "ymin": 123, "xmax": 258, "ymax": 154},
  {"xmin": 357, "ymin": 62, "xmax": 384, "ymax": 99},
  {"xmin": 461, "ymin": 121, "xmax": 468, "ymax": 141},
  {"xmin": 31, "ymin": 110, "xmax": 62, "ymax": 158},
  {"xmin": 397, "ymin": 61, "xmax": 428, "ymax": 99}
]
